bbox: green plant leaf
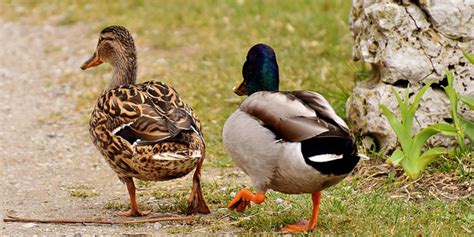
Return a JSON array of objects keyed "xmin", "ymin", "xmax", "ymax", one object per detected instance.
[
  {"xmin": 419, "ymin": 147, "xmax": 447, "ymax": 170},
  {"xmin": 409, "ymin": 124, "xmax": 455, "ymax": 164},
  {"xmin": 380, "ymin": 104, "xmax": 412, "ymax": 152},
  {"xmin": 443, "ymin": 69, "xmax": 467, "ymax": 152},
  {"xmin": 400, "ymin": 158, "xmax": 420, "ymax": 180},
  {"xmin": 443, "ymin": 71, "xmax": 458, "ymax": 116},
  {"xmin": 459, "ymin": 95, "xmax": 474, "ymax": 109},
  {"xmin": 409, "ymin": 82, "xmax": 432, "ymax": 113},
  {"xmin": 462, "ymin": 49, "xmax": 474, "ymax": 64},
  {"xmin": 428, "ymin": 123, "xmax": 458, "ymax": 136},
  {"xmin": 391, "ymin": 87, "xmax": 408, "ymax": 120},
  {"xmin": 445, "ymin": 70, "xmax": 454, "ymax": 87},
  {"xmin": 406, "ymin": 82, "xmax": 432, "ymax": 132},
  {"xmin": 460, "ymin": 117, "xmax": 474, "ymax": 142},
  {"xmin": 400, "ymin": 146, "xmax": 446, "ymax": 180},
  {"xmin": 388, "ymin": 148, "xmax": 404, "ymax": 165}
]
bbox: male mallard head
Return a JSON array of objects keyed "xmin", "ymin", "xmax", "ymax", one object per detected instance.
[
  {"xmin": 81, "ymin": 26, "xmax": 137, "ymax": 88},
  {"xmin": 233, "ymin": 43, "xmax": 279, "ymax": 96}
]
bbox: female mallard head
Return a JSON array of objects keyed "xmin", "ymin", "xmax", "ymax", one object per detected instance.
[
  {"xmin": 233, "ymin": 43, "xmax": 279, "ymax": 96},
  {"xmin": 81, "ymin": 26, "xmax": 137, "ymax": 89}
]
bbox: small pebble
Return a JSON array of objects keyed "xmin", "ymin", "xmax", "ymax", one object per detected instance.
[
  {"xmin": 230, "ymin": 191, "xmax": 236, "ymax": 197},
  {"xmin": 153, "ymin": 222, "xmax": 162, "ymax": 229},
  {"xmin": 275, "ymin": 198, "xmax": 284, "ymax": 204},
  {"xmin": 22, "ymin": 223, "xmax": 38, "ymax": 228}
]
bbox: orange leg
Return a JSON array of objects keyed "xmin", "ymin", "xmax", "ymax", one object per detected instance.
[
  {"xmin": 227, "ymin": 188, "xmax": 266, "ymax": 212},
  {"xmin": 117, "ymin": 179, "xmax": 150, "ymax": 217},
  {"xmin": 186, "ymin": 147, "xmax": 210, "ymax": 215},
  {"xmin": 281, "ymin": 191, "xmax": 321, "ymax": 232}
]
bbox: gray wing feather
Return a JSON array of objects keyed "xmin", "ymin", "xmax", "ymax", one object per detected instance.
[
  {"xmin": 239, "ymin": 91, "xmax": 345, "ymax": 142},
  {"xmin": 290, "ymin": 91, "xmax": 349, "ymax": 133}
]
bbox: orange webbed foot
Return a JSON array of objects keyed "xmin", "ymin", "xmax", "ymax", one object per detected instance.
[
  {"xmin": 116, "ymin": 209, "xmax": 151, "ymax": 217},
  {"xmin": 119, "ymin": 179, "xmax": 151, "ymax": 217},
  {"xmin": 281, "ymin": 220, "xmax": 317, "ymax": 232},
  {"xmin": 281, "ymin": 192, "xmax": 322, "ymax": 232},
  {"xmin": 227, "ymin": 188, "xmax": 265, "ymax": 212}
]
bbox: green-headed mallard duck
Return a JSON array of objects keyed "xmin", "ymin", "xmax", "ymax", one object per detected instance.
[
  {"xmin": 223, "ymin": 44, "xmax": 360, "ymax": 232},
  {"xmin": 81, "ymin": 26, "xmax": 210, "ymax": 216}
]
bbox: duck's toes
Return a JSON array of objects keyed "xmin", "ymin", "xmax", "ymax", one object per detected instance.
[
  {"xmin": 116, "ymin": 209, "xmax": 151, "ymax": 217},
  {"xmin": 234, "ymin": 199, "xmax": 251, "ymax": 212},
  {"xmin": 227, "ymin": 195, "xmax": 251, "ymax": 212},
  {"xmin": 186, "ymin": 187, "xmax": 211, "ymax": 215},
  {"xmin": 227, "ymin": 188, "xmax": 265, "ymax": 212},
  {"xmin": 186, "ymin": 162, "xmax": 211, "ymax": 215},
  {"xmin": 281, "ymin": 220, "xmax": 317, "ymax": 232}
]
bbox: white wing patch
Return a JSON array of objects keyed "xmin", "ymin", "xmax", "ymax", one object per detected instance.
[
  {"xmin": 152, "ymin": 150, "xmax": 202, "ymax": 161},
  {"xmin": 112, "ymin": 122, "xmax": 133, "ymax": 135},
  {"xmin": 308, "ymin": 154, "xmax": 343, "ymax": 163}
]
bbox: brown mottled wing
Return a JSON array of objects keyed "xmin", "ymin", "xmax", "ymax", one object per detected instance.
[
  {"xmin": 101, "ymin": 81, "xmax": 200, "ymax": 145},
  {"xmin": 239, "ymin": 91, "xmax": 347, "ymax": 142}
]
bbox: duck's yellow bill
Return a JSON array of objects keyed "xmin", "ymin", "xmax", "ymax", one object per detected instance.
[
  {"xmin": 233, "ymin": 80, "xmax": 247, "ymax": 96},
  {"xmin": 81, "ymin": 52, "xmax": 103, "ymax": 70}
]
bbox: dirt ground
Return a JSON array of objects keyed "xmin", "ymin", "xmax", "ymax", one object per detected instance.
[{"xmin": 0, "ymin": 20, "xmax": 211, "ymax": 235}]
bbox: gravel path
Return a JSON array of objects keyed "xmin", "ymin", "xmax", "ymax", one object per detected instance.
[{"xmin": 0, "ymin": 20, "xmax": 172, "ymax": 235}]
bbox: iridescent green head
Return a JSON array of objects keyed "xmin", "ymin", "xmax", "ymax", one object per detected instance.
[{"xmin": 234, "ymin": 44, "xmax": 279, "ymax": 96}]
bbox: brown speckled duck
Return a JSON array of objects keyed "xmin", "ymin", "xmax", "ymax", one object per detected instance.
[{"xmin": 81, "ymin": 26, "xmax": 209, "ymax": 216}]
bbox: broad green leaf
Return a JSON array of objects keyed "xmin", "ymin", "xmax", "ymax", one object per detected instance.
[
  {"xmin": 409, "ymin": 124, "xmax": 455, "ymax": 161},
  {"xmin": 462, "ymin": 49, "xmax": 474, "ymax": 64},
  {"xmin": 445, "ymin": 87, "xmax": 459, "ymax": 121},
  {"xmin": 460, "ymin": 95, "xmax": 474, "ymax": 109},
  {"xmin": 401, "ymin": 147, "xmax": 445, "ymax": 180},
  {"xmin": 443, "ymin": 69, "xmax": 466, "ymax": 151},
  {"xmin": 380, "ymin": 104, "xmax": 412, "ymax": 152},
  {"xmin": 389, "ymin": 148, "xmax": 404, "ymax": 165},
  {"xmin": 460, "ymin": 117, "xmax": 474, "ymax": 142},
  {"xmin": 420, "ymin": 147, "xmax": 446, "ymax": 162},
  {"xmin": 428, "ymin": 123, "xmax": 458, "ymax": 136},
  {"xmin": 400, "ymin": 158, "xmax": 421, "ymax": 180},
  {"xmin": 418, "ymin": 147, "xmax": 447, "ymax": 171},
  {"xmin": 445, "ymin": 70, "xmax": 454, "ymax": 87},
  {"xmin": 409, "ymin": 82, "xmax": 432, "ymax": 113},
  {"xmin": 391, "ymin": 87, "xmax": 408, "ymax": 119},
  {"xmin": 443, "ymin": 70, "xmax": 458, "ymax": 116}
]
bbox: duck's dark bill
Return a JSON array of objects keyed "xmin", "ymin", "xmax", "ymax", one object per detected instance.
[
  {"xmin": 81, "ymin": 52, "xmax": 103, "ymax": 70},
  {"xmin": 233, "ymin": 80, "xmax": 247, "ymax": 96}
]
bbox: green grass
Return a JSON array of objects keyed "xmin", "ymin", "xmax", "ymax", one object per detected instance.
[
  {"xmin": 2, "ymin": 0, "xmax": 356, "ymax": 166},
  {"xmin": 101, "ymin": 177, "xmax": 473, "ymax": 235},
  {"xmin": 65, "ymin": 183, "xmax": 98, "ymax": 198},
  {"xmin": 2, "ymin": 1, "xmax": 472, "ymax": 235}
]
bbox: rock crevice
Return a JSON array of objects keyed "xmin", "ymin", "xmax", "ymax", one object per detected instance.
[{"xmin": 347, "ymin": 0, "xmax": 474, "ymax": 151}]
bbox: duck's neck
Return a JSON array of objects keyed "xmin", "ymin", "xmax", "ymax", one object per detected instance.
[{"xmin": 106, "ymin": 57, "xmax": 137, "ymax": 90}]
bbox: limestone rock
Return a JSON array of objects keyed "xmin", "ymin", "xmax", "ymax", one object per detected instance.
[{"xmin": 347, "ymin": 0, "xmax": 474, "ymax": 152}]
